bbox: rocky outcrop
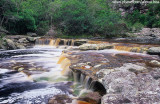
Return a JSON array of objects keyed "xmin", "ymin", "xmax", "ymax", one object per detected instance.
[
  {"xmin": 5, "ymin": 39, "xmax": 17, "ymax": 50},
  {"xmin": 112, "ymin": 28, "xmax": 160, "ymax": 44},
  {"xmin": 102, "ymin": 70, "xmax": 160, "ymax": 104},
  {"xmin": 148, "ymin": 60, "xmax": 160, "ymax": 67},
  {"xmin": 27, "ymin": 37, "xmax": 37, "ymax": 42},
  {"xmin": 18, "ymin": 38, "xmax": 29, "ymax": 43},
  {"xmin": 0, "ymin": 35, "xmax": 39, "ymax": 50},
  {"xmin": 61, "ymin": 47, "xmax": 160, "ymax": 104},
  {"xmin": 79, "ymin": 43, "xmax": 114, "ymax": 50},
  {"xmin": 27, "ymin": 32, "xmax": 37, "ymax": 37},
  {"xmin": 147, "ymin": 47, "xmax": 160, "ymax": 55}
]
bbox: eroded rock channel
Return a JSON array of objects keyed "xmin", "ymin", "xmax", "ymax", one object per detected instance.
[{"xmin": 1, "ymin": 38, "xmax": 160, "ymax": 104}]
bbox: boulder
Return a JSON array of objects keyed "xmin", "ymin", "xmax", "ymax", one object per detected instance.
[
  {"xmin": 16, "ymin": 43, "xmax": 26, "ymax": 49},
  {"xmin": 102, "ymin": 71, "xmax": 160, "ymax": 104},
  {"xmin": 5, "ymin": 39, "xmax": 17, "ymax": 50},
  {"xmin": 147, "ymin": 47, "xmax": 160, "ymax": 55},
  {"xmin": 27, "ymin": 32, "xmax": 37, "ymax": 37},
  {"xmin": 148, "ymin": 60, "xmax": 160, "ymax": 67},
  {"xmin": 26, "ymin": 37, "xmax": 36, "ymax": 42},
  {"xmin": 18, "ymin": 38, "xmax": 29, "ymax": 43},
  {"xmin": 78, "ymin": 92, "xmax": 101, "ymax": 104},
  {"xmin": 79, "ymin": 43, "xmax": 113, "ymax": 50}
]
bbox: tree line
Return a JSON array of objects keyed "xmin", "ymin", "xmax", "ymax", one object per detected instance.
[{"xmin": 0, "ymin": 0, "xmax": 160, "ymax": 38}]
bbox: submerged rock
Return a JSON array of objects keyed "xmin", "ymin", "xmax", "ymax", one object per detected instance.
[
  {"xmin": 78, "ymin": 92, "xmax": 101, "ymax": 104},
  {"xmin": 48, "ymin": 95, "xmax": 72, "ymax": 104}
]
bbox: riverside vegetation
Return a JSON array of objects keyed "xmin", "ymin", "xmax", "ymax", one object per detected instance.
[
  {"xmin": 1, "ymin": 1, "xmax": 160, "ymax": 104},
  {"xmin": 0, "ymin": 0, "xmax": 160, "ymax": 38}
]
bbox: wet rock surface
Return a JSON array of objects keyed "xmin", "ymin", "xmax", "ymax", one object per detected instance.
[
  {"xmin": 48, "ymin": 95, "xmax": 72, "ymax": 104},
  {"xmin": 62, "ymin": 47, "xmax": 160, "ymax": 104},
  {"xmin": 78, "ymin": 92, "xmax": 102, "ymax": 104},
  {"xmin": 0, "ymin": 35, "xmax": 40, "ymax": 50},
  {"xmin": 79, "ymin": 43, "xmax": 113, "ymax": 50},
  {"xmin": 147, "ymin": 47, "xmax": 160, "ymax": 55}
]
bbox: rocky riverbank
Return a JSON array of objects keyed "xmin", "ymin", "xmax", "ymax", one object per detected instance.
[
  {"xmin": 0, "ymin": 34, "xmax": 40, "ymax": 50},
  {"xmin": 57, "ymin": 42, "xmax": 160, "ymax": 104}
]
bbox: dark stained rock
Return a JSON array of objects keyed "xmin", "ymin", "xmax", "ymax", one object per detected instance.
[
  {"xmin": 78, "ymin": 92, "xmax": 102, "ymax": 104},
  {"xmin": 48, "ymin": 95, "xmax": 72, "ymax": 104}
]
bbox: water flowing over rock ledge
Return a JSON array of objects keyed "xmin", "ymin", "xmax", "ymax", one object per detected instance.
[{"xmin": 53, "ymin": 38, "xmax": 160, "ymax": 104}]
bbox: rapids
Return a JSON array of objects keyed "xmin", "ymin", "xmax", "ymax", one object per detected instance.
[{"xmin": 0, "ymin": 46, "xmax": 74, "ymax": 104}]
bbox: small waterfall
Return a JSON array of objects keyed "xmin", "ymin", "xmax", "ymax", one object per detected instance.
[
  {"xmin": 60, "ymin": 58, "xmax": 71, "ymax": 75},
  {"xmin": 35, "ymin": 38, "xmax": 61, "ymax": 46},
  {"xmin": 73, "ymin": 72, "xmax": 81, "ymax": 82},
  {"xmin": 83, "ymin": 76, "xmax": 92, "ymax": 89},
  {"xmin": 89, "ymin": 80, "xmax": 96, "ymax": 90},
  {"xmin": 114, "ymin": 45, "xmax": 149, "ymax": 53},
  {"xmin": 80, "ymin": 74, "xmax": 85, "ymax": 84},
  {"xmin": 63, "ymin": 39, "xmax": 68, "ymax": 46},
  {"xmin": 57, "ymin": 54, "xmax": 71, "ymax": 75},
  {"xmin": 68, "ymin": 70, "xmax": 74, "ymax": 79},
  {"xmin": 57, "ymin": 55, "xmax": 66, "ymax": 64},
  {"xmin": 49, "ymin": 39, "xmax": 55, "ymax": 46},
  {"xmin": 55, "ymin": 38, "xmax": 61, "ymax": 46},
  {"xmin": 71, "ymin": 39, "xmax": 75, "ymax": 46}
]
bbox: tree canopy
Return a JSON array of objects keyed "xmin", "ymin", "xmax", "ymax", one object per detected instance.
[{"xmin": 0, "ymin": 0, "xmax": 160, "ymax": 38}]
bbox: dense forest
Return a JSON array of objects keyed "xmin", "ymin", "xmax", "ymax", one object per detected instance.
[{"xmin": 0, "ymin": 0, "xmax": 160, "ymax": 38}]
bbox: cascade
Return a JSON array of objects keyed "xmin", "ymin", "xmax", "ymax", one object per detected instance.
[
  {"xmin": 57, "ymin": 55, "xmax": 66, "ymax": 64},
  {"xmin": 54, "ymin": 38, "xmax": 61, "ymax": 46},
  {"xmin": 80, "ymin": 74, "xmax": 85, "ymax": 84},
  {"xmin": 60, "ymin": 58, "xmax": 71, "ymax": 75},
  {"xmin": 71, "ymin": 39, "xmax": 75, "ymax": 46},
  {"xmin": 83, "ymin": 76, "xmax": 92, "ymax": 89},
  {"xmin": 73, "ymin": 72, "xmax": 81, "ymax": 82},
  {"xmin": 64, "ymin": 39, "xmax": 68, "ymax": 46},
  {"xmin": 49, "ymin": 39, "xmax": 55, "ymax": 46}
]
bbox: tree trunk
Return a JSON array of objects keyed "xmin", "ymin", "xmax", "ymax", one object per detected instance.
[{"xmin": 0, "ymin": 16, "xmax": 5, "ymax": 26}]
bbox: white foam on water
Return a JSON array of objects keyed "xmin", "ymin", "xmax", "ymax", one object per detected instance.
[
  {"xmin": 1, "ymin": 86, "xmax": 65, "ymax": 104},
  {"xmin": 0, "ymin": 68, "xmax": 9, "ymax": 74},
  {"xmin": 0, "ymin": 46, "xmax": 72, "ymax": 104},
  {"xmin": 0, "ymin": 72, "xmax": 32, "ymax": 86}
]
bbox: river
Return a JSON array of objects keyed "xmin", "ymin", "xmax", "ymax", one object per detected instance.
[{"xmin": 0, "ymin": 45, "xmax": 77, "ymax": 104}]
